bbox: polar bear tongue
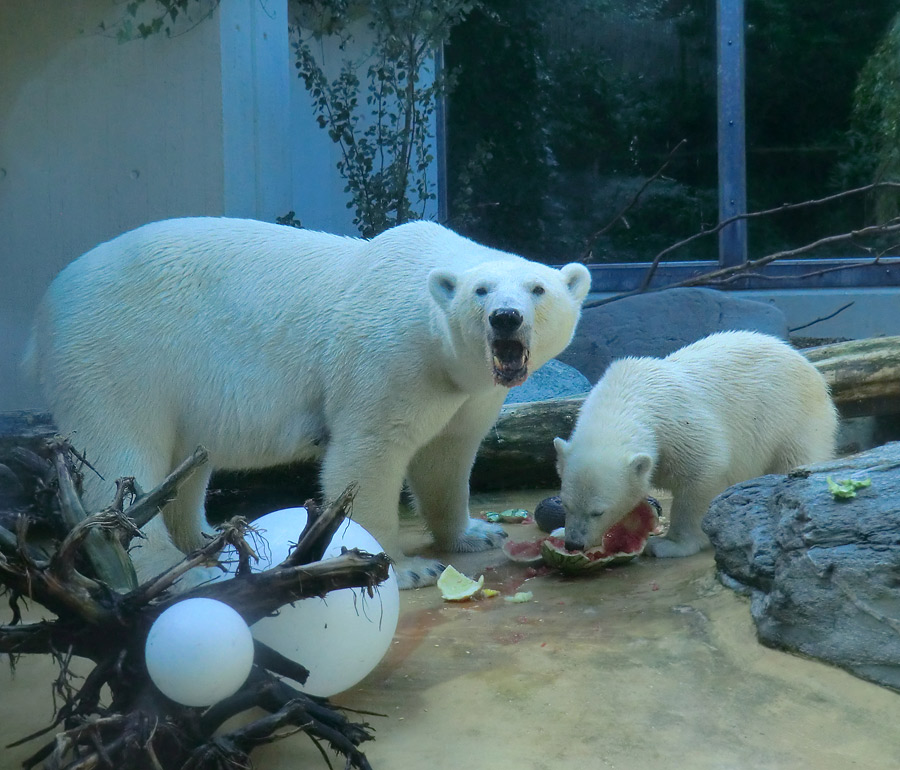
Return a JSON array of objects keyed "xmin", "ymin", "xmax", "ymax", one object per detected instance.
[{"xmin": 491, "ymin": 340, "xmax": 529, "ymax": 387}]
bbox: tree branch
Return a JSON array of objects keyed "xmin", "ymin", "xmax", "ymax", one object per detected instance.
[
  {"xmin": 580, "ymin": 138, "xmax": 688, "ymax": 262},
  {"xmin": 49, "ymin": 439, "xmax": 137, "ymax": 591},
  {"xmin": 583, "ymin": 181, "xmax": 900, "ymax": 310},
  {"xmin": 123, "ymin": 445, "xmax": 209, "ymax": 531}
]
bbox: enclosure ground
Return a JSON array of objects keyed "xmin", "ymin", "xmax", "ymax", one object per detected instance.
[{"xmin": 4, "ymin": 490, "xmax": 900, "ymax": 770}]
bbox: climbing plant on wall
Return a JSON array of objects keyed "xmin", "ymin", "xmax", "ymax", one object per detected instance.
[
  {"xmin": 292, "ymin": 0, "xmax": 479, "ymax": 238},
  {"xmin": 843, "ymin": 8, "xmax": 900, "ymax": 221},
  {"xmin": 102, "ymin": 0, "xmax": 219, "ymax": 40}
]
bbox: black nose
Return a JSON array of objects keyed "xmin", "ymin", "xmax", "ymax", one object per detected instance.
[
  {"xmin": 489, "ymin": 308, "xmax": 523, "ymax": 333},
  {"xmin": 565, "ymin": 539, "xmax": 585, "ymax": 552}
]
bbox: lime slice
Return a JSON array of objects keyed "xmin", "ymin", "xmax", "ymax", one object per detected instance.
[{"xmin": 437, "ymin": 565, "xmax": 485, "ymax": 601}]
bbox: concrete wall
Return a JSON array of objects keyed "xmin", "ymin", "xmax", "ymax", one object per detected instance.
[
  {"xmin": 734, "ymin": 288, "xmax": 900, "ymax": 340},
  {"xmin": 584, "ymin": 286, "xmax": 900, "ymax": 342},
  {"xmin": 220, "ymin": 0, "xmax": 293, "ymax": 220},
  {"xmin": 0, "ymin": 0, "xmax": 227, "ymax": 411}
]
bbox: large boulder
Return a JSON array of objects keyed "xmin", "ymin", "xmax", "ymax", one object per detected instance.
[
  {"xmin": 559, "ymin": 287, "xmax": 789, "ymax": 382},
  {"xmin": 703, "ymin": 442, "xmax": 900, "ymax": 691},
  {"xmin": 504, "ymin": 359, "xmax": 590, "ymax": 405}
]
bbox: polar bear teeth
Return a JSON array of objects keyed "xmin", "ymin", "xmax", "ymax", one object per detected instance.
[{"xmin": 491, "ymin": 340, "xmax": 529, "ymax": 386}]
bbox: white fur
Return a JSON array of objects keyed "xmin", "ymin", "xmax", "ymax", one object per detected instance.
[
  {"xmin": 554, "ymin": 331, "xmax": 837, "ymax": 557},
  {"xmin": 24, "ymin": 217, "xmax": 591, "ymax": 588}
]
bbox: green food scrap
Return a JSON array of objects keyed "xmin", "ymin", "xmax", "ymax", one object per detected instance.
[
  {"xmin": 503, "ymin": 591, "xmax": 534, "ymax": 603},
  {"xmin": 484, "ymin": 508, "xmax": 530, "ymax": 524},
  {"xmin": 826, "ymin": 476, "xmax": 872, "ymax": 500}
]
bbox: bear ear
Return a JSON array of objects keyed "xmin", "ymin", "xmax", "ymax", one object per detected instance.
[
  {"xmin": 559, "ymin": 263, "xmax": 591, "ymax": 303},
  {"xmin": 628, "ymin": 453, "xmax": 653, "ymax": 483},
  {"xmin": 553, "ymin": 437, "xmax": 570, "ymax": 474},
  {"xmin": 428, "ymin": 269, "xmax": 458, "ymax": 312}
]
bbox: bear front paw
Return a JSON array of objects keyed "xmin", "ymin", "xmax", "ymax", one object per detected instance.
[
  {"xmin": 448, "ymin": 518, "xmax": 508, "ymax": 553},
  {"xmin": 644, "ymin": 535, "xmax": 703, "ymax": 559},
  {"xmin": 395, "ymin": 557, "xmax": 447, "ymax": 589}
]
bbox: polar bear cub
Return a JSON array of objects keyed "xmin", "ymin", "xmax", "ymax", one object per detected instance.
[
  {"xmin": 25, "ymin": 217, "xmax": 591, "ymax": 588},
  {"xmin": 554, "ymin": 330, "xmax": 837, "ymax": 557}
]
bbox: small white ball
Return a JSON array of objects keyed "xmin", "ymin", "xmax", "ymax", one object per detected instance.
[
  {"xmin": 145, "ymin": 597, "xmax": 254, "ymax": 707},
  {"xmin": 218, "ymin": 507, "xmax": 400, "ymax": 698}
]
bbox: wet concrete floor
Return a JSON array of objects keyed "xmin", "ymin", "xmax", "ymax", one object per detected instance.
[{"xmin": 3, "ymin": 489, "xmax": 900, "ymax": 769}]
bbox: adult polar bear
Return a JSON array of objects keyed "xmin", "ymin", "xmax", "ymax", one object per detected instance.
[{"xmin": 25, "ymin": 218, "xmax": 591, "ymax": 588}]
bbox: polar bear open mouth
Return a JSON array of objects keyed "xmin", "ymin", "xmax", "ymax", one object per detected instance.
[{"xmin": 491, "ymin": 339, "xmax": 530, "ymax": 387}]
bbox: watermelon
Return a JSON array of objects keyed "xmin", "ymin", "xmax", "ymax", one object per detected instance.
[{"xmin": 541, "ymin": 499, "xmax": 661, "ymax": 572}]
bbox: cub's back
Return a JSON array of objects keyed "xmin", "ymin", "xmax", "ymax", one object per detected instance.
[
  {"xmin": 662, "ymin": 330, "xmax": 832, "ymax": 434},
  {"xmin": 665, "ymin": 331, "xmax": 818, "ymax": 391}
]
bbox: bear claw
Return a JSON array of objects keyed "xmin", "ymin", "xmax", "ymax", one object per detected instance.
[
  {"xmin": 448, "ymin": 518, "xmax": 508, "ymax": 553},
  {"xmin": 396, "ymin": 557, "xmax": 446, "ymax": 589}
]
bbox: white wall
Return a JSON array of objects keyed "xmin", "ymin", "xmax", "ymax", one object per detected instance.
[
  {"xmin": 0, "ymin": 0, "xmax": 309, "ymax": 411},
  {"xmin": 735, "ymin": 288, "xmax": 900, "ymax": 340},
  {"xmin": 0, "ymin": 1, "xmax": 227, "ymax": 410},
  {"xmin": 220, "ymin": 0, "xmax": 293, "ymax": 221}
]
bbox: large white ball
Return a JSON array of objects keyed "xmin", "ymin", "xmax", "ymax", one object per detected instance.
[
  {"xmin": 221, "ymin": 507, "xmax": 399, "ymax": 698},
  {"xmin": 145, "ymin": 597, "xmax": 254, "ymax": 707}
]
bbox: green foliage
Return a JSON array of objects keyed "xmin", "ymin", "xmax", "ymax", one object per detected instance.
[
  {"xmin": 444, "ymin": 1, "xmax": 553, "ymax": 255},
  {"xmin": 844, "ymin": 9, "xmax": 900, "ymax": 221},
  {"xmin": 103, "ymin": 0, "xmax": 218, "ymax": 41},
  {"xmin": 446, "ymin": 0, "xmax": 718, "ymax": 261},
  {"xmin": 276, "ymin": 211, "xmax": 305, "ymax": 228},
  {"xmin": 744, "ymin": 0, "xmax": 900, "ymax": 253},
  {"xmin": 447, "ymin": 0, "xmax": 900, "ymax": 263},
  {"xmin": 293, "ymin": 0, "xmax": 479, "ymax": 238}
]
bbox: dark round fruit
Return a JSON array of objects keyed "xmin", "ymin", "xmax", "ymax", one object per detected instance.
[{"xmin": 534, "ymin": 495, "xmax": 565, "ymax": 533}]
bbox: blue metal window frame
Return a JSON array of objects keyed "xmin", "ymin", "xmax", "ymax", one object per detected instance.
[{"xmin": 587, "ymin": 0, "xmax": 900, "ymax": 293}]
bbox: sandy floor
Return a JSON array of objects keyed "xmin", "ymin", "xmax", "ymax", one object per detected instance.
[{"xmin": 3, "ymin": 490, "xmax": 900, "ymax": 769}]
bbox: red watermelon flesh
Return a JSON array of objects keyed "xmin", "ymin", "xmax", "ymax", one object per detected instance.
[{"xmin": 541, "ymin": 499, "xmax": 661, "ymax": 571}]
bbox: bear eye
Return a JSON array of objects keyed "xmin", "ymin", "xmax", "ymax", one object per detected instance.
[
  {"xmin": 532, "ymin": 284, "xmax": 545, "ymax": 296},
  {"xmin": 475, "ymin": 286, "xmax": 488, "ymax": 297}
]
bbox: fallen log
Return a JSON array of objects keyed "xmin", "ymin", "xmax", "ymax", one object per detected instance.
[
  {"xmin": 4, "ymin": 336, "xmax": 900, "ymax": 497},
  {"xmin": 471, "ymin": 335, "xmax": 900, "ymax": 489},
  {"xmin": 802, "ymin": 335, "xmax": 900, "ymax": 418}
]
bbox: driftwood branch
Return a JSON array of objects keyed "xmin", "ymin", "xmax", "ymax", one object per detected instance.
[
  {"xmin": 288, "ymin": 485, "xmax": 358, "ymax": 566},
  {"xmin": 48, "ymin": 439, "xmax": 137, "ymax": 591},
  {"xmin": 124, "ymin": 445, "xmax": 209, "ymax": 531},
  {"xmin": 0, "ymin": 440, "xmax": 390, "ymax": 770},
  {"xmin": 193, "ymin": 549, "xmax": 392, "ymax": 627}
]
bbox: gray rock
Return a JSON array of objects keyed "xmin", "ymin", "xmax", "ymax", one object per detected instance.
[
  {"xmin": 559, "ymin": 287, "xmax": 789, "ymax": 382},
  {"xmin": 504, "ymin": 359, "xmax": 590, "ymax": 405},
  {"xmin": 703, "ymin": 442, "xmax": 900, "ymax": 692}
]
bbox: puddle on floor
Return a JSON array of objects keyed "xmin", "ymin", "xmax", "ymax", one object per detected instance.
[{"xmin": 3, "ymin": 489, "xmax": 900, "ymax": 769}]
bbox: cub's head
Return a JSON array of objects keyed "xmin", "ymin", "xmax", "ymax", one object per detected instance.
[
  {"xmin": 428, "ymin": 259, "xmax": 590, "ymax": 388},
  {"xmin": 553, "ymin": 437, "xmax": 654, "ymax": 550}
]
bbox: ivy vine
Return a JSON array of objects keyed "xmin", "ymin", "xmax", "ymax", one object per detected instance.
[
  {"xmin": 293, "ymin": 0, "xmax": 480, "ymax": 237},
  {"xmin": 101, "ymin": 0, "xmax": 219, "ymax": 41}
]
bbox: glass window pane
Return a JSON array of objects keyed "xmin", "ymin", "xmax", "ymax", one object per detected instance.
[
  {"xmin": 745, "ymin": 1, "xmax": 900, "ymax": 260},
  {"xmin": 446, "ymin": 0, "xmax": 720, "ymax": 265}
]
